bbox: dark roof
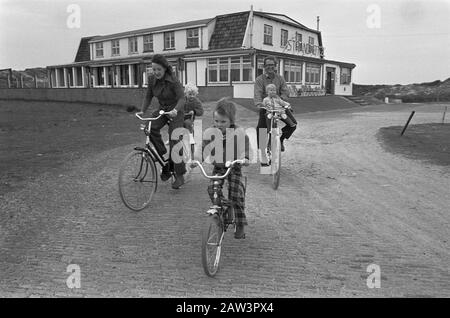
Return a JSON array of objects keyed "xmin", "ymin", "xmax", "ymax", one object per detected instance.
[
  {"xmin": 209, "ymin": 12, "xmax": 250, "ymax": 50},
  {"xmin": 74, "ymin": 36, "xmax": 98, "ymax": 62},
  {"xmin": 90, "ymin": 18, "xmax": 212, "ymax": 43}
]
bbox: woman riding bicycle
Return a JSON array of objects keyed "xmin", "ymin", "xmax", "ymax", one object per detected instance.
[{"xmin": 138, "ymin": 54, "xmax": 186, "ymax": 189}]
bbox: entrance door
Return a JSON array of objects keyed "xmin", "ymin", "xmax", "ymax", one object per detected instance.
[
  {"xmin": 185, "ymin": 61, "xmax": 197, "ymax": 86},
  {"xmin": 326, "ymin": 67, "xmax": 335, "ymax": 94}
]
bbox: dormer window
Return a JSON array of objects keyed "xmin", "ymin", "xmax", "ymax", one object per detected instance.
[
  {"xmin": 186, "ymin": 28, "xmax": 199, "ymax": 48},
  {"xmin": 95, "ymin": 42, "xmax": 104, "ymax": 58},
  {"xmin": 263, "ymin": 24, "xmax": 273, "ymax": 45}
]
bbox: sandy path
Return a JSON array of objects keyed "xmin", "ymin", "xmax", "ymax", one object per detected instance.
[{"xmin": 0, "ymin": 103, "xmax": 449, "ymax": 297}]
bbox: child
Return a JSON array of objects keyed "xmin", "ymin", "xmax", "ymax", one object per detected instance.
[
  {"xmin": 202, "ymin": 98, "xmax": 250, "ymax": 239},
  {"xmin": 262, "ymin": 83, "xmax": 297, "ymax": 152},
  {"xmin": 183, "ymin": 83, "xmax": 204, "ymax": 134}
]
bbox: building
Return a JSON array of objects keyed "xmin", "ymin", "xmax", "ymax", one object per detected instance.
[{"xmin": 47, "ymin": 9, "xmax": 356, "ymax": 98}]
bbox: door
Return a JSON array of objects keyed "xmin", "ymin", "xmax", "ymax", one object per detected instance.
[
  {"xmin": 185, "ymin": 61, "xmax": 197, "ymax": 86},
  {"xmin": 326, "ymin": 67, "xmax": 335, "ymax": 94}
]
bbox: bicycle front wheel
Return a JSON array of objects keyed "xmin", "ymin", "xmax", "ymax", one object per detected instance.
[
  {"xmin": 201, "ymin": 214, "xmax": 224, "ymax": 277},
  {"xmin": 271, "ymin": 131, "xmax": 281, "ymax": 190},
  {"xmin": 118, "ymin": 150, "xmax": 157, "ymax": 211}
]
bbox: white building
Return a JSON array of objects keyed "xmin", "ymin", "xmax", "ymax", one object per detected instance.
[{"xmin": 47, "ymin": 9, "xmax": 355, "ymax": 98}]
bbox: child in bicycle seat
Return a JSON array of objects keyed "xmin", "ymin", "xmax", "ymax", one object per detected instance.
[
  {"xmin": 183, "ymin": 83, "xmax": 204, "ymax": 134},
  {"xmin": 262, "ymin": 84, "xmax": 296, "ymax": 128},
  {"xmin": 202, "ymin": 98, "xmax": 250, "ymax": 239}
]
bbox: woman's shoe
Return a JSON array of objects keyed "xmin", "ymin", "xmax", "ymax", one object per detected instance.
[
  {"xmin": 171, "ymin": 174, "xmax": 185, "ymax": 189},
  {"xmin": 234, "ymin": 224, "xmax": 246, "ymax": 239},
  {"xmin": 160, "ymin": 165, "xmax": 171, "ymax": 181}
]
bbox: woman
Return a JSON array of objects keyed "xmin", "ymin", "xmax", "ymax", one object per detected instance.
[{"xmin": 138, "ymin": 54, "xmax": 186, "ymax": 189}]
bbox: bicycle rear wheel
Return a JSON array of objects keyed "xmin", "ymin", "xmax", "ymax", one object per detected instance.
[
  {"xmin": 201, "ymin": 214, "xmax": 224, "ymax": 277},
  {"xmin": 118, "ymin": 150, "xmax": 157, "ymax": 211},
  {"xmin": 271, "ymin": 130, "xmax": 281, "ymax": 190}
]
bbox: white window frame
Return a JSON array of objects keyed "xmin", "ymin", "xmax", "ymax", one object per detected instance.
[
  {"xmin": 186, "ymin": 28, "xmax": 199, "ymax": 48},
  {"xmin": 164, "ymin": 31, "xmax": 175, "ymax": 50},
  {"xmin": 129, "ymin": 37, "xmax": 138, "ymax": 54},
  {"xmin": 95, "ymin": 42, "xmax": 104, "ymax": 58},
  {"xmin": 305, "ymin": 63, "xmax": 321, "ymax": 84},
  {"xmin": 281, "ymin": 29, "xmax": 288, "ymax": 48},
  {"xmin": 143, "ymin": 34, "xmax": 153, "ymax": 52},
  {"xmin": 112, "ymin": 40, "xmax": 120, "ymax": 56},
  {"xmin": 263, "ymin": 24, "xmax": 273, "ymax": 45}
]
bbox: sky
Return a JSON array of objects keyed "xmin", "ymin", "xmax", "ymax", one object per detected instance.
[{"xmin": 0, "ymin": 0, "xmax": 449, "ymax": 84}]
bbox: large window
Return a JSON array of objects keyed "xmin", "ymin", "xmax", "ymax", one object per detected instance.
[
  {"xmin": 305, "ymin": 63, "xmax": 321, "ymax": 84},
  {"xmin": 95, "ymin": 42, "xmax": 103, "ymax": 58},
  {"xmin": 284, "ymin": 59, "xmax": 302, "ymax": 83},
  {"xmin": 208, "ymin": 56, "xmax": 254, "ymax": 83},
  {"xmin": 263, "ymin": 25, "xmax": 273, "ymax": 45},
  {"xmin": 143, "ymin": 34, "xmax": 153, "ymax": 52},
  {"xmin": 112, "ymin": 40, "xmax": 120, "ymax": 56},
  {"xmin": 186, "ymin": 28, "xmax": 199, "ymax": 48},
  {"xmin": 281, "ymin": 29, "xmax": 288, "ymax": 47},
  {"xmin": 164, "ymin": 31, "xmax": 175, "ymax": 50},
  {"xmin": 76, "ymin": 67, "xmax": 83, "ymax": 86},
  {"xmin": 129, "ymin": 37, "xmax": 138, "ymax": 54},
  {"xmin": 119, "ymin": 65, "xmax": 129, "ymax": 86},
  {"xmin": 340, "ymin": 67, "xmax": 351, "ymax": 84}
]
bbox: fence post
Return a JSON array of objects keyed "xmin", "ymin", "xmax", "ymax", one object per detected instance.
[{"xmin": 400, "ymin": 111, "xmax": 415, "ymax": 136}]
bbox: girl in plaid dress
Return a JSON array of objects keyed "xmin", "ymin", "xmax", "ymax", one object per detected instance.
[{"xmin": 203, "ymin": 98, "xmax": 250, "ymax": 239}]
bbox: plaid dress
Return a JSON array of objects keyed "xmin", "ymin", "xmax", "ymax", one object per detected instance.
[{"xmin": 207, "ymin": 166, "xmax": 247, "ymax": 226}]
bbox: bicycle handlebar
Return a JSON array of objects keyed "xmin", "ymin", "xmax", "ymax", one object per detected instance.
[
  {"xmin": 189, "ymin": 159, "xmax": 248, "ymax": 180},
  {"xmin": 259, "ymin": 106, "xmax": 289, "ymax": 113},
  {"xmin": 135, "ymin": 110, "xmax": 171, "ymax": 121}
]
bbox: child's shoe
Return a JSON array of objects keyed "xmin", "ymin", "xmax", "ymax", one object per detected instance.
[{"xmin": 234, "ymin": 224, "xmax": 246, "ymax": 239}]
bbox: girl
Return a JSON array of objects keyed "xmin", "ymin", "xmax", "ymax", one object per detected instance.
[{"xmin": 203, "ymin": 98, "xmax": 250, "ymax": 239}]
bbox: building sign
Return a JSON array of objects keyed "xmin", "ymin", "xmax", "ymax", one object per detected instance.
[{"xmin": 282, "ymin": 36, "xmax": 324, "ymax": 57}]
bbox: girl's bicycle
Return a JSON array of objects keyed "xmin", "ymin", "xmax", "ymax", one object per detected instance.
[
  {"xmin": 190, "ymin": 159, "xmax": 248, "ymax": 277},
  {"xmin": 118, "ymin": 111, "xmax": 192, "ymax": 211},
  {"xmin": 261, "ymin": 106, "xmax": 284, "ymax": 190}
]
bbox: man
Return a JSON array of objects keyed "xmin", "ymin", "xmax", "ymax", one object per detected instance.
[{"xmin": 254, "ymin": 56, "xmax": 297, "ymax": 164}]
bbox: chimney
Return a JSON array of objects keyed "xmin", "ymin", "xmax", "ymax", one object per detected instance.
[{"xmin": 317, "ymin": 16, "xmax": 320, "ymax": 31}]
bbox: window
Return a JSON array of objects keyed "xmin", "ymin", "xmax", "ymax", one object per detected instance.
[
  {"xmin": 76, "ymin": 68, "xmax": 83, "ymax": 86},
  {"xmin": 230, "ymin": 57, "xmax": 240, "ymax": 82},
  {"xmin": 305, "ymin": 63, "xmax": 320, "ymax": 84},
  {"xmin": 308, "ymin": 36, "xmax": 315, "ymax": 54},
  {"xmin": 284, "ymin": 59, "xmax": 302, "ymax": 83},
  {"xmin": 281, "ymin": 29, "xmax": 288, "ymax": 47},
  {"xmin": 143, "ymin": 35, "xmax": 154, "ymax": 52},
  {"xmin": 341, "ymin": 67, "xmax": 351, "ymax": 84},
  {"xmin": 186, "ymin": 28, "xmax": 199, "ymax": 48},
  {"xmin": 95, "ymin": 42, "xmax": 103, "ymax": 58},
  {"xmin": 208, "ymin": 58, "xmax": 218, "ymax": 82},
  {"xmin": 208, "ymin": 56, "xmax": 253, "ymax": 83},
  {"xmin": 219, "ymin": 58, "xmax": 229, "ymax": 82},
  {"xmin": 295, "ymin": 32, "xmax": 302, "ymax": 52},
  {"xmin": 164, "ymin": 31, "xmax": 175, "ymax": 50},
  {"xmin": 129, "ymin": 37, "xmax": 138, "ymax": 54},
  {"xmin": 263, "ymin": 25, "xmax": 273, "ymax": 45},
  {"xmin": 119, "ymin": 65, "xmax": 129, "ymax": 86},
  {"xmin": 242, "ymin": 56, "xmax": 253, "ymax": 82},
  {"xmin": 112, "ymin": 40, "xmax": 120, "ymax": 56}
]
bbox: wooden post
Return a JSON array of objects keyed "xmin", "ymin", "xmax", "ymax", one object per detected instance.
[
  {"xmin": 47, "ymin": 69, "xmax": 52, "ymax": 88},
  {"xmin": 401, "ymin": 111, "xmax": 415, "ymax": 136},
  {"xmin": 20, "ymin": 75, "xmax": 24, "ymax": 88},
  {"xmin": 7, "ymin": 74, "xmax": 11, "ymax": 88},
  {"xmin": 442, "ymin": 106, "xmax": 448, "ymax": 124},
  {"xmin": 34, "ymin": 74, "xmax": 38, "ymax": 88}
]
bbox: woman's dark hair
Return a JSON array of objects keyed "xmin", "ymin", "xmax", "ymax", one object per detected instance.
[
  {"xmin": 263, "ymin": 56, "xmax": 277, "ymax": 66},
  {"xmin": 151, "ymin": 54, "xmax": 173, "ymax": 76},
  {"xmin": 214, "ymin": 98, "xmax": 236, "ymax": 125}
]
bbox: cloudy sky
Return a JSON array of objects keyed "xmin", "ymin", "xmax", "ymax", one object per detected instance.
[{"xmin": 0, "ymin": 0, "xmax": 449, "ymax": 84}]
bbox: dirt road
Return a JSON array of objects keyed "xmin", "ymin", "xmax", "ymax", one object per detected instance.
[{"xmin": 0, "ymin": 101, "xmax": 449, "ymax": 297}]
